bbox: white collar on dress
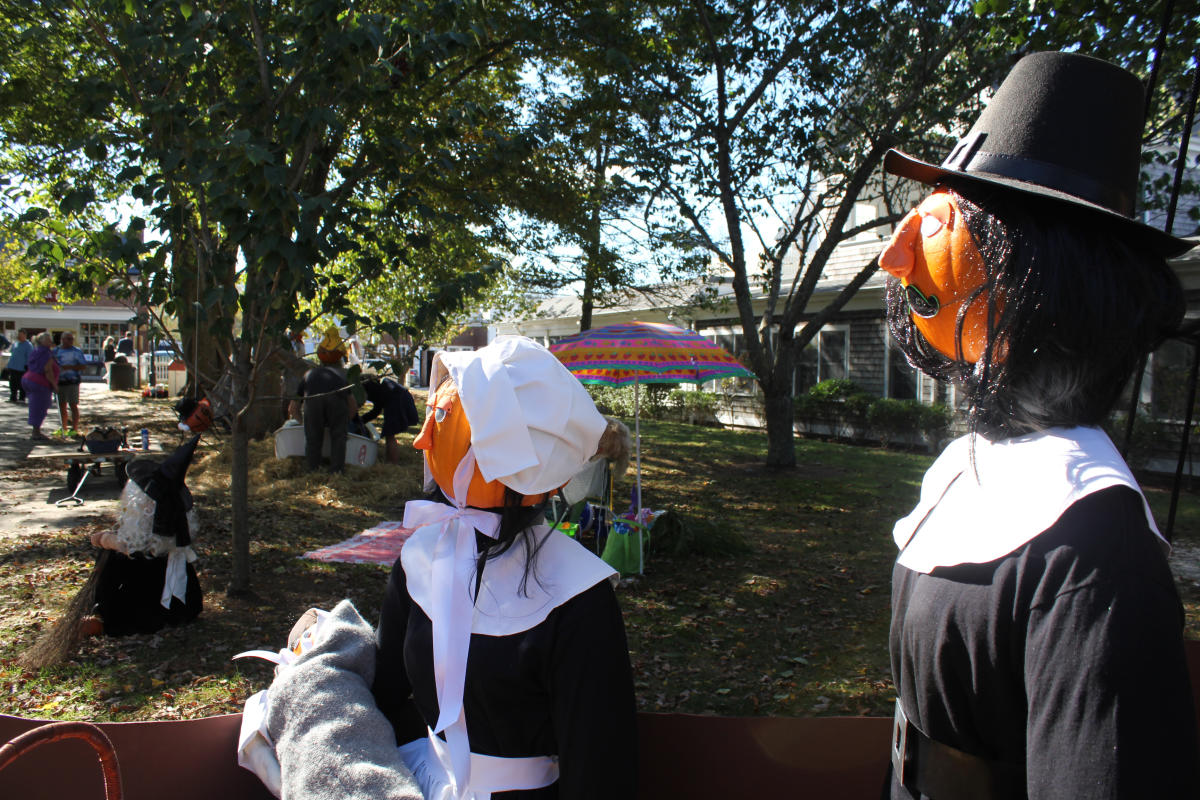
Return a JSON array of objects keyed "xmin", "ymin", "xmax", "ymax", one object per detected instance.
[
  {"xmin": 894, "ymin": 426, "xmax": 1164, "ymax": 574},
  {"xmin": 402, "ymin": 521, "xmax": 617, "ymax": 637}
]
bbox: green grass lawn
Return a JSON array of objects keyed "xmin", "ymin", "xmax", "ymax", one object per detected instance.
[{"xmin": 1, "ymin": 419, "xmax": 1197, "ymax": 722}]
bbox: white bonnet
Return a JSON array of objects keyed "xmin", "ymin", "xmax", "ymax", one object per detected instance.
[{"xmin": 429, "ymin": 336, "xmax": 607, "ymax": 496}]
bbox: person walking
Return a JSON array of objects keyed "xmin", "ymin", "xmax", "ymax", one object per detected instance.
[
  {"xmin": 54, "ymin": 330, "xmax": 87, "ymax": 435},
  {"xmin": 102, "ymin": 336, "xmax": 117, "ymax": 363},
  {"xmin": 5, "ymin": 328, "xmax": 31, "ymax": 403},
  {"xmin": 21, "ymin": 332, "xmax": 59, "ymax": 440},
  {"xmin": 359, "ymin": 373, "xmax": 420, "ymax": 464}
]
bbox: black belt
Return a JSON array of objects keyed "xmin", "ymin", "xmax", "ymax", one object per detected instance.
[{"xmin": 892, "ymin": 699, "xmax": 1027, "ymax": 799}]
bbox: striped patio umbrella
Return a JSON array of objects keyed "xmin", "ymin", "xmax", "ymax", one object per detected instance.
[
  {"xmin": 548, "ymin": 321, "xmax": 753, "ymax": 386},
  {"xmin": 549, "ymin": 321, "xmax": 754, "ymax": 573}
]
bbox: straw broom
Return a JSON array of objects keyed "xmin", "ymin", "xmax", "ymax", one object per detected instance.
[{"xmin": 17, "ymin": 550, "xmax": 109, "ymax": 669}]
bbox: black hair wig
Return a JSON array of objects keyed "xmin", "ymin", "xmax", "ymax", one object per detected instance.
[{"xmin": 888, "ymin": 181, "xmax": 1184, "ymax": 439}]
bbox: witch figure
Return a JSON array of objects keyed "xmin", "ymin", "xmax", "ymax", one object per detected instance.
[
  {"xmin": 879, "ymin": 52, "xmax": 1197, "ymax": 798},
  {"xmin": 83, "ymin": 434, "xmax": 204, "ymax": 636}
]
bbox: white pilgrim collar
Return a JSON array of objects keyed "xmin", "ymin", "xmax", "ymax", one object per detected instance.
[
  {"xmin": 894, "ymin": 426, "xmax": 1164, "ymax": 574},
  {"xmin": 402, "ymin": 521, "xmax": 617, "ymax": 637}
]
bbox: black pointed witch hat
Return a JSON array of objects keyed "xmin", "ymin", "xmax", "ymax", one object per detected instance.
[
  {"xmin": 884, "ymin": 51, "xmax": 1193, "ymax": 257},
  {"xmin": 126, "ymin": 434, "xmax": 201, "ymax": 547}
]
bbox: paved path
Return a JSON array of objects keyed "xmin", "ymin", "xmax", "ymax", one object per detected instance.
[{"xmin": 0, "ymin": 384, "xmax": 176, "ymax": 536}]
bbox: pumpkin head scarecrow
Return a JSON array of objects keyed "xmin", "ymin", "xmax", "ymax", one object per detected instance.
[
  {"xmin": 881, "ymin": 52, "xmax": 1198, "ymax": 799},
  {"xmin": 373, "ymin": 336, "xmax": 639, "ymax": 800}
]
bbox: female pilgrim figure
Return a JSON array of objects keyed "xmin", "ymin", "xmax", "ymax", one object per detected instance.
[
  {"xmin": 83, "ymin": 435, "xmax": 203, "ymax": 636},
  {"xmin": 372, "ymin": 336, "xmax": 638, "ymax": 800},
  {"xmin": 879, "ymin": 52, "xmax": 1197, "ymax": 798}
]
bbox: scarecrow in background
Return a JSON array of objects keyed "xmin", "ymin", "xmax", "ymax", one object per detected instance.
[
  {"xmin": 879, "ymin": 52, "xmax": 1197, "ymax": 798},
  {"xmin": 18, "ymin": 436, "xmax": 203, "ymax": 668},
  {"xmin": 287, "ymin": 327, "xmax": 358, "ymax": 473},
  {"xmin": 84, "ymin": 434, "xmax": 203, "ymax": 636}
]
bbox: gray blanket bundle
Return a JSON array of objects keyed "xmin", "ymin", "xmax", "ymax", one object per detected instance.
[{"xmin": 264, "ymin": 599, "xmax": 423, "ymax": 800}]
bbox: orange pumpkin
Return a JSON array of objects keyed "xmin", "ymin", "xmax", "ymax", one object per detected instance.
[
  {"xmin": 414, "ymin": 380, "xmax": 550, "ymax": 509},
  {"xmin": 880, "ymin": 190, "xmax": 994, "ymax": 363}
]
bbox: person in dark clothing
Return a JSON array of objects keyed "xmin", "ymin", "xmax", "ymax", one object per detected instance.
[
  {"xmin": 4, "ymin": 328, "xmax": 30, "ymax": 403},
  {"xmin": 358, "ymin": 374, "xmax": 419, "ymax": 464},
  {"xmin": 116, "ymin": 330, "xmax": 135, "ymax": 357},
  {"xmin": 878, "ymin": 52, "xmax": 1197, "ymax": 799},
  {"xmin": 288, "ymin": 364, "xmax": 357, "ymax": 473}
]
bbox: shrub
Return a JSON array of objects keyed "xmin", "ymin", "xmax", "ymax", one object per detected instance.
[
  {"xmin": 807, "ymin": 378, "xmax": 861, "ymax": 402},
  {"xmin": 587, "ymin": 384, "xmax": 721, "ymax": 425},
  {"xmin": 867, "ymin": 398, "xmax": 922, "ymax": 448},
  {"xmin": 646, "ymin": 510, "xmax": 752, "ymax": 558},
  {"xmin": 667, "ymin": 388, "xmax": 720, "ymax": 425},
  {"xmin": 917, "ymin": 403, "xmax": 952, "ymax": 450},
  {"xmin": 795, "ymin": 379, "xmax": 872, "ymax": 439}
]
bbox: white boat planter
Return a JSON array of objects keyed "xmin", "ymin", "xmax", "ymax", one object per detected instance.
[{"xmin": 273, "ymin": 421, "xmax": 379, "ymax": 467}]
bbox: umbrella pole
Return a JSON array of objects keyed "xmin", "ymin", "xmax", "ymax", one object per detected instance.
[{"xmin": 635, "ymin": 378, "xmax": 643, "ymax": 575}]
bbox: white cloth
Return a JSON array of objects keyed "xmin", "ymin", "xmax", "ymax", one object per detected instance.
[
  {"xmin": 895, "ymin": 426, "xmax": 1164, "ymax": 574},
  {"xmin": 397, "ymin": 731, "xmax": 559, "ymax": 800},
  {"xmin": 237, "ymin": 690, "xmax": 282, "ymax": 797},
  {"xmin": 402, "ymin": 448, "xmax": 502, "ymax": 799},
  {"xmin": 430, "ymin": 337, "xmax": 608, "ymax": 497}
]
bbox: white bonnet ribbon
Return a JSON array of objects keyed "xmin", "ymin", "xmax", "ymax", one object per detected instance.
[{"xmin": 401, "ymin": 447, "xmax": 501, "ymax": 799}]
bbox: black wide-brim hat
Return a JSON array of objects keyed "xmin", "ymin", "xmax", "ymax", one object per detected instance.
[
  {"xmin": 884, "ymin": 51, "xmax": 1193, "ymax": 258},
  {"xmin": 126, "ymin": 434, "xmax": 201, "ymax": 547}
]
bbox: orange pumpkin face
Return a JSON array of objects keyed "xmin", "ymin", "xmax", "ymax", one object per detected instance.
[
  {"xmin": 880, "ymin": 189, "xmax": 993, "ymax": 363},
  {"xmin": 413, "ymin": 380, "xmax": 549, "ymax": 509}
]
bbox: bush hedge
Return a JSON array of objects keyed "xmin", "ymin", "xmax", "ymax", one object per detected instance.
[
  {"xmin": 587, "ymin": 385, "xmax": 722, "ymax": 426},
  {"xmin": 796, "ymin": 379, "xmax": 950, "ymax": 450}
]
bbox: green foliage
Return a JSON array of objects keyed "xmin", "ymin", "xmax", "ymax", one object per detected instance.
[
  {"xmin": 646, "ymin": 510, "xmax": 751, "ymax": 558},
  {"xmin": 586, "ymin": 384, "xmax": 721, "ymax": 425},
  {"xmin": 795, "ymin": 379, "xmax": 952, "ymax": 451},
  {"xmin": 865, "ymin": 398, "xmax": 921, "ymax": 449},
  {"xmin": 807, "ymin": 379, "xmax": 861, "ymax": 403}
]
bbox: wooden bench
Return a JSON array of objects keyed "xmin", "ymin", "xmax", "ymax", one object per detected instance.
[{"xmin": 1, "ymin": 644, "xmax": 1197, "ymax": 798}]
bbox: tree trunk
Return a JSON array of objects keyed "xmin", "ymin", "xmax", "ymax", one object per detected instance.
[
  {"xmin": 230, "ymin": 414, "xmax": 251, "ymax": 594},
  {"xmin": 228, "ymin": 342, "xmax": 254, "ymax": 594},
  {"xmin": 763, "ymin": 387, "xmax": 796, "ymax": 468}
]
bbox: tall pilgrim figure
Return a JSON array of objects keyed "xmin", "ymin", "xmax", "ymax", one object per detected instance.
[{"xmin": 880, "ymin": 52, "xmax": 1198, "ymax": 798}]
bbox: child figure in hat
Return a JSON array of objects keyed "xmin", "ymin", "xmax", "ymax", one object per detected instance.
[
  {"xmin": 880, "ymin": 52, "xmax": 1197, "ymax": 798},
  {"xmin": 373, "ymin": 336, "xmax": 638, "ymax": 800}
]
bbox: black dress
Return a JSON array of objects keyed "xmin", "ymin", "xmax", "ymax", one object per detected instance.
[
  {"xmin": 889, "ymin": 486, "xmax": 1199, "ymax": 799},
  {"xmin": 373, "ymin": 555, "xmax": 639, "ymax": 799},
  {"xmin": 92, "ymin": 550, "xmax": 203, "ymax": 636},
  {"xmin": 360, "ymin": 378, "xmax": 419, "ymax": 437}
]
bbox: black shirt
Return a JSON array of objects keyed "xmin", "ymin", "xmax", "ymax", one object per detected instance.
[
  {"xmin": 890, "ymin": 486, "xmax": 1199, "ymax": 799},
  {"xmin": 373, "ymin": 557, "xmax": 639, "ymax": 799},
  {"xmin": 360, "ymin": 378, "xmax": 419, "ymax": 432},
  {"xmin": 297, "ymin": 366, "xmax": 347, "ymax": 397}
]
